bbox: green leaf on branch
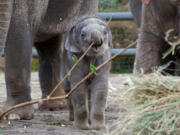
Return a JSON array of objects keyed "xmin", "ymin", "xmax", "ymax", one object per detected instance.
[
  {"xmin": 90, "ymin": 64, "xmax": 97, "ymax": 73},
  {"xmin": 67, "ymin": 73, "xmax": 71, "ymax": 77},
  {"xmin": 72, "ymin": 55, "xmax": 78, "ymax": 62}
]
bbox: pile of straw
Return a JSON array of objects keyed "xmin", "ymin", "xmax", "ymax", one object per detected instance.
[{"xmin": 108, "ymin": 73, "xmax": 180, "ymax": 135}]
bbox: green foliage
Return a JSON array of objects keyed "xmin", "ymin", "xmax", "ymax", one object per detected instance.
[
  {"xmin": 111, "ymin": 55, "xmax": 135, "ymax": 73},
  {"xmin": 51, "ymin": 121, "xmax": 56, "ymax": 126},
  {"xmin": 98, "ymin": 0, "xmax": 118, "ymax": 11},
  {"xmin": 67, "ymin": 72, "xmax": 71, "ymax": 77},
  {"xmin": 72, "ymin": 55, "xmax": 78, "ymax": 62},
  {"xmin": 90, "ymin": 64, "xmax": 97, "ymax": 73},
  {"xmin": 98, "ymin": 0, "xmax": 129, "ymax": 12},
  {"xmin": 32, "ymin": 58, "xmax": 38, "ymax": 71}
]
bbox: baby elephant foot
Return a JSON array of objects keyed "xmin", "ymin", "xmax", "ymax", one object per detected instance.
[
  {"xmin": 74, "ymin": 111, "xmax": 89, "ymax": 130},
  {"xmin": 74, "ymin": 119, "xmax": 89, "ymax": 130},
  {"xmin": 39, "ymin": 99, "xmax": 67, "ymax": 111},
  {"xmin": 90, "ymin": 113, "xmax": 106, "ymax": 130}
]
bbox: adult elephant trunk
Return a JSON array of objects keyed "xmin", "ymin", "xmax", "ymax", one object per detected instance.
[{"xmin": 0, "ymin": 0, "xmax": 13, "ymax": 57}]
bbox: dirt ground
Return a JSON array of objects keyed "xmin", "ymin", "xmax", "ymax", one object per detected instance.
[{"xmin": 0, "ymin": 72, "xmax": 130, "ymax": 135}]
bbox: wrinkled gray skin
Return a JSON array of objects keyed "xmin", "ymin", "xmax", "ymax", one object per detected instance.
[
  {"xmin": 128, "ymin": 0, "xmax": 142, "ymax": 27},
  {"xmin": 1, "ymin": 0, "xmax": 98, "ymax": 120},
  {"xmin": 129, "ymin": 0, "xmax": 180, "ymax": 74},
  {"xmin": 61, "ymin": 17, "xmax": 112, "ymax": 130}
]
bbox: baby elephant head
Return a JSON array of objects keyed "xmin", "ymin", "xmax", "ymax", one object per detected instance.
[{"xmin": 65, "ymin": 16, "xmax": 112, "ymax": 56}]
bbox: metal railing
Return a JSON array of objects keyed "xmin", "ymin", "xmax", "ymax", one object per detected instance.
[{"xmin": 97, "ymin": 12, "xmax": 133, "ymax": 20}]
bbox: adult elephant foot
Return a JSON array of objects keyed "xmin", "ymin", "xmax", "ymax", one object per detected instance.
[
  {"xmin": 39, "ymin": 88, "xmax": 67, "ymax": 111},
  {"xmin": 3, "ymin": 99, "xmax": 34, "ymax": 120},
  {"xmin": 39, "ymin": 99, "xmax": 67, "ymax": 111}
]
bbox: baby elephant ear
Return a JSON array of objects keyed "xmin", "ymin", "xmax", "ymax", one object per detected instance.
[{"xmin": 65, "ymin": 26, "xmax": 81, "ymax": 53}]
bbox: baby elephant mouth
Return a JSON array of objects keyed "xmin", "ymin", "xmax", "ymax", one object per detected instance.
[
  {"xmin": 92, "ymin": 43, "xmax": 102, "ymax": 53},
  {"xmin": 93, "ymin": 43, "xmax": 102, "ymax": 48},
  {"xmin": 92, "ymin": 40, "xmax": 103, "ymax": 51}
]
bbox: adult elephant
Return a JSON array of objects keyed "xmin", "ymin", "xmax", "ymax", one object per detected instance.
[
  {"xmin": 129, "ymin": 0, "xmax": 180, "ymax": 74},
  {"xmin": 1, "ymin": 0, "xmax": 98, "ymax": 120},
  {"xmin": 129, "ymin": 0, "xmax": 142, "ymax": 27}
]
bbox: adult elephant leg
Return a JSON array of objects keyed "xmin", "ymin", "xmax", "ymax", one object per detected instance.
[
  {"xmin": 0, "ymin": 0, "xmax": 13, "ymax": 57},
  {"xmin": 4, "ymin": 16, "xmax": 33, "ymax": 120},
  {"xmin": 128, "ymin": 0, "xmax": 142, "ymax": 27},
  {"xmin": 134, "ymin": 31, "xmax": 163, "ymax": 74},
  {"xmin": 35, "ymin": 35, "xmax": 66, "ymax": 111}
]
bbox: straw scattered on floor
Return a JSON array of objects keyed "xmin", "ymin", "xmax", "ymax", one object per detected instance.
[{"xmin": 107, "ymin": 73, "xmax": 180, "ymax": 135}]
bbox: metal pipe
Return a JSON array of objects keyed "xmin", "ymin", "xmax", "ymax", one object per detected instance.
[
  {"xmin": 31, "ymin": 49, "xmax": 136, "ymax": 57},
  {"xmin": 1, "ymin": 48, "xmax": 136, "ymax": 57},
  {"xmin": 111, "ymin": 48, "xmax": 136, "ymax": 55},
  {"xmin": 32, "ymin": 49, "xmax": 137, "ymax": 57},
  {"xmin": 97, "ymin": 12, "xmax": 133, "ymax": 20}
]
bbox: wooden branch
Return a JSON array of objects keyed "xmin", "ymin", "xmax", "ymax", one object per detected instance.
[
  {"xmin": 0, "ymin": 41, "xmax": 136, "ymax": 121},
  {"xmin": 67, "ymin": 41, "xmax": 136, "ymax": 97}
]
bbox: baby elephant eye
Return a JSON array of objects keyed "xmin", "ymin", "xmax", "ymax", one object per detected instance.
[
  {"xmin": 103, "ymin": 30, "xmax": 107, "ymax": 35},
  {"xmin": 81, "ymin": 32, "xmax": 86, "ymax": 39}
]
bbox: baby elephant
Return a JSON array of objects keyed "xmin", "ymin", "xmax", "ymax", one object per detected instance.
[{"xmin": 61, "ymin": 16, "xmax": 112, "ymax": 130}]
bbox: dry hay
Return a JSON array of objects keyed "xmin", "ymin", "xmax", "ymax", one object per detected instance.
[{"xmin": 106, "ymin": 73, "xmax": 180, "ymax": 135}]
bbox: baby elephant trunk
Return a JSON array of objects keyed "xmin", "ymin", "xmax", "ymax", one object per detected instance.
[{"xmin": 91, "ymin": 30, "xmax": 103, "ymax": 46}]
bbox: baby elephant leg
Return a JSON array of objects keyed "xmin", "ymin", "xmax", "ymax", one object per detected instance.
[
  {"xmin": 67, "ymin": 97, "xmax": 74, "ymax": 121},
  {"xmin": 71, "ymin": 83, "xmax": 89, "ymax": 130},
  {"xmin": 90, "ymin": 75, "xmax": 108, "ymax": 130}
]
